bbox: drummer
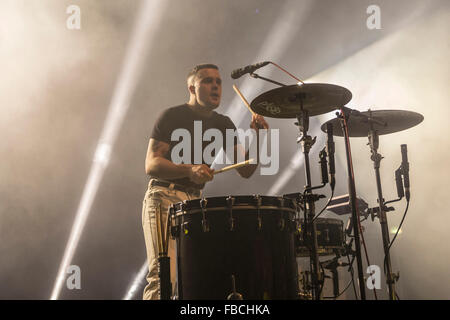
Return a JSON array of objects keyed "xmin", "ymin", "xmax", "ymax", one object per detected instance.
[{"xmin": 142, "ymin": 63, "xmax": 268, "ymax": 300}]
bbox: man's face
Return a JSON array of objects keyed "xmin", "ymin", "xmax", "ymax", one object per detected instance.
[{"xmin": 191, "ymin": 68, "xmax": 222, "ymax": 109}]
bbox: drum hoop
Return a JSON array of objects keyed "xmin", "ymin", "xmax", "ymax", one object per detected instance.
[
  {"xmin": 297, "ymin": 246, "xmax": 343, "ymax": 251},
  {"xmin": 299, "ymin": 218, "xmax": 343, "ymax": 225},
  {"xmin": 173, "ymin": 205, "xmax": 296, "ymax": 217}
]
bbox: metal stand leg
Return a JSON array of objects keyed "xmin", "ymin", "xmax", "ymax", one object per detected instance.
[
  {"xmin": 368, "ymin": 129, "xmax": 397, "ymax": 300},
  {"xmin": 156, "ymin": 204, "xmax": 171, "ymax": 300},
  {"xmin": 338, "ymin": 111, "xmax": 367, "ymax": 300},
  {"xmin": 296, "ymin": 111, "xmax": 323, "ymax": 300}
]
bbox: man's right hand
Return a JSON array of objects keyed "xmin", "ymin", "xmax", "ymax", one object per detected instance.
[{"xmin": 188, "ymin": 164, "xmax": 214, "ymax": 184}]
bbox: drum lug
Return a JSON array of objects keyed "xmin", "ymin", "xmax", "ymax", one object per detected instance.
[
  {"xmin": 200, "ymin": 198, "xmax": 208, "ymax": 210},
  {"xmin": 226, "ymin": 196, "xmax": 235, "ymax": 206},
  {"xmin": 200, "ymin": 198, "xmax": 209, "ymax": 233},
  {"xmin": 289, "ymin": 220, "xmax": 297, "ymax": 232},
  {"xmin": 278, "ymin": 218, "xmax": 286, "ymax": 231},
  {"xmin": 227, "ymin": 196, "xmax": 235, "ymax": 231},
  {"xmin": 254, "ymin": 195, "xmax": 262, "ymax": 231},
  {"xmin": 279, "ymin": 196, "xmax": 285, "ymax": 207},
  {"xmin": 169, "ymin": 205, "xmax": 180, "ymax": 238},
  {"xmin": 229, "ymin": 217, "xmax": 235, "ymax": 231},
  {"xmin": 202, "ymin": 219, "xmax": 210, "ymax": 233}
]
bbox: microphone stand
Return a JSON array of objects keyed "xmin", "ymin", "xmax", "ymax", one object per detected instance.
[
  {"xmin": 243, "ymin": 71, "xmax": 324, "ymax": 297},
  {"xmin": 337, "ymin": 109, "xmax": 367, "ymax": 300},
  {"xmin": 322, "ymin": 256, "xmax": 341, "ymax": 298},
  {"xmin": 295, "ymin": 109, "xmax": 324, "ymax": 300},
  {"xmin": 366, "ymin": 112, "xmax": 397, "ymax": 300}
]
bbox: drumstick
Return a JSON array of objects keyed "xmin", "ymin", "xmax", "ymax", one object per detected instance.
[
  {"xmin": 232, "ymin": 84, "xmax": 256, "ymax": 116},
  {"xmin": 213, "ymin": 159, "xmax": 255, "ymax": 175}
]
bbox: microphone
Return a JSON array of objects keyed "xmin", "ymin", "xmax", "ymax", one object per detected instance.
[
  {"xmin": 401, "ymin": 144, "xmax": 410, "ymax": 201},
  {"xmin": 231, "ymin": 61, "xmax": 270, "ymax": 79},
  {"xmin": 326, "ymin": 122, "xmax": 336, "ymax": 189},
  {"xmin": 319, "ymin": 148, "xmax": 329, "ymax": 185},
  {"xmin": 395, "ymin": 167, "xmax": 405, "ymax": 199}
]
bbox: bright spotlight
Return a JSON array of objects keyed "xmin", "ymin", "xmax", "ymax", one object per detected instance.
[
  {"xmin": 123, "ymin": 261, "xmax": 149, "ymax": 300},
  {"xmin": 50, "ymin": 0, "xmax": 168, "ymax": 300}
]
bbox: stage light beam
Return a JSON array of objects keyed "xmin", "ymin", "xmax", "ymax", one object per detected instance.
[
  {"xmin": 123, "ymin": 261, "xmax": 149, "ymax": 300},
  {"xmin": 50, "ymin": 0, "xmax": 168, "ymax": 300}
]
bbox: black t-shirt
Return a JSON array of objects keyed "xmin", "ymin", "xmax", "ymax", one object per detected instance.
[{"xmin": 151, "ymin": 104, "xmax": 237, "ymax": 189}]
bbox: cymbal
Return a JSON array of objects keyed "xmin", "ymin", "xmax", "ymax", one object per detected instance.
[
  {"xmin": 321, "ymin": 110, "xmax": 424, "ymax": 137},
  {"xmin": 250, "ymin": 83, "xmax": 352, "ymax": 118}
]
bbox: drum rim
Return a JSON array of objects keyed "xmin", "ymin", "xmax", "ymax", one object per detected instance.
[
  {"xmin": 172, "ymin": 194, "xmax": 297, "ymax": 211},
  {"xmin": 298, "ymin": 217, "xmax": 344, "ymax": 225},
  {"xmin": 173, "ymin": 205, "xmax": 297, "ymax": 217},
  {"xmin": 296, "ymin": 246, "xmax": 344, "ymax": 257}
]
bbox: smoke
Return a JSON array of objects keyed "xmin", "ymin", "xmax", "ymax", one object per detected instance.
[
  {"xmin": 0, "ymin": 0, "xmax": 139, "ymax": 297},
  {"xmin": 0, "ymin": 0, "xmax": 448, "ymax": 299},
  {"xmin": 313, "ymin": 7, "xmax": 450, "ymax": 298}
]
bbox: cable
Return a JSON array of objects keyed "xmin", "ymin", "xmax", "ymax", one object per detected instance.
[
  {"xmin": 360, "ymin": 216, "xmax": 369, "ymax": 223},
  {"xmin": 347, "ymin": 253, "xmax": 358, "ymax": 300},
  {"xmin": 318, "ymin": 263, "xmax": 326, "ymax": 298},
  {"xmin": 312, "ymin": 187, "xmax": 335, "ymax": 222},
  {"xmin": 323, "ymin": 279, "xmax": 353, "ymax": 300},
  {"xmin": 322, "ymin": 241, "xmax": 360, "ymax": 300},
  {"xmin": 383, "ymin": 200, "xmax": 410, "ymax": 276},
  {"xmin": 388, "ymin": 200, "xmax": 410, "ymax": 252}
]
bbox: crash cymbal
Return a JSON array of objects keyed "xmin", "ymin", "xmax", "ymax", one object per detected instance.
[
  {"xmin": 250, "ymin": 83, "xmax": 352, "ymax": 118},
  {"xmin": 321, "ymin": 109, "xmax": 424, "ymax": 137}
]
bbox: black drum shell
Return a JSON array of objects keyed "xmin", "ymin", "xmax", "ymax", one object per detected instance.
[{"xmin": 172, "ymin": 195, "xmax": 299, "ymax": 300}]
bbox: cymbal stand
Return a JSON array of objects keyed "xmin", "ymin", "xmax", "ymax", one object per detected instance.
[
  {"xmin": 337, "ymin": 109, "xmax": 366, "ymax": 300},
  {"xmin": 367, "ymin": 112, "xmax": 397, "ymax": 300},
  {"xmin": 295, "ymin": 109, "xmax": 323, "ymax": 300}
]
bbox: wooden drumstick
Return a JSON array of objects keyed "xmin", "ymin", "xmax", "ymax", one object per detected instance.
[
  {"xmin": 213, "ymin": 159, "xmax": 255, "ymax": 175},
  {"xmin": 232, "ymin": 84, "xmax": 256, "ymax": 116}
]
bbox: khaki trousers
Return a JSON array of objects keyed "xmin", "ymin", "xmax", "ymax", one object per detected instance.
[{"xmin": 141, "ymin": 179, "xmax": 200, "ymax": 300}]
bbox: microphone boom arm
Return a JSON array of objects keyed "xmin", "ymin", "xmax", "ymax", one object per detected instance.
[{"xmin": 249, "ymin": 72, "xmax": 288, "ymax": 87}]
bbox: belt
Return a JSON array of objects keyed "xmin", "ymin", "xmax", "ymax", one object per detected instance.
[{"xmin": 150, "ymin": 180, "xmax": 201, "ymax": 196}]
